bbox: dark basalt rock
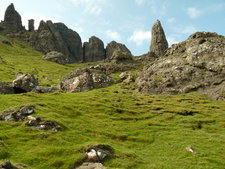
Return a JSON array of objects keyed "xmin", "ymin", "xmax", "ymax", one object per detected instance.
[
  {"xmin": 83, "ymin": 36, "xmax": 106, "ymax": 62},
  {"xmin": 105, "ymin": 41, "xmax": 131, "ymax": 59},
  {"xmin": 29, "ymin": 20, "xmax": 83, "ymax": 63},
  {"xmin": 2, "ymin": 3, "xmax": 25, "ymax": 33},
  {"xmin": 150, "ymin": 20, "xmax": 168, "ymax": 56},
  {"xmin": 0, "ymin": 82, "xmax": 15, "ymax": 94}
]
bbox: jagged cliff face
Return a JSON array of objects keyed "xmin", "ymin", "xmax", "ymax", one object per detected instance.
[
  {"xmin": 2, "ymin": 3, "xmax": 24, "ymax": 33},
  {"xmin": 137, "ymin": 32, "xmax": 225, "ymax": 100},
  {"xmin": 150, "ymin": 20, "xmax": 168, "ymax": 56},
  {"xmin": 29, "ymin": 21, "xmax": 83, "ymax": 63},
  {"xmin": 106, "ymin": 41, "xmax": 131, "ymax": 59},
  {"xmin": 83, "ymin": 36, "xmax": 105, "ymax": 62}
]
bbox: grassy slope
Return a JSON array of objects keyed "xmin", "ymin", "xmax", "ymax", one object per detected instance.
[{"xmin": 0, "ymin": 36, "xmax": 225, "ymax": 169}]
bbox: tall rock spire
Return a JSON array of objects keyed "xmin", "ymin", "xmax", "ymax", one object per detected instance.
[
  {"xmin": 3, "ymin": 3, "xmax": 24, "ymax": 32},
  {"xmin": 150, "ymin": 20, "xmax": 168, "ymax": 56}
]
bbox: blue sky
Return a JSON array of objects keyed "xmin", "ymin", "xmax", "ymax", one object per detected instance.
[{"xmin": 1, "ymin": 0, "xmax": 225, "ymax": 55}]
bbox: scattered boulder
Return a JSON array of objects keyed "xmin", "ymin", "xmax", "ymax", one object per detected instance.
[
  {"xmin": 2, "ymin": 3, "xmax": 25, "ymax": 33},
  {"xmin": 60, "ymin": 68, "xmax": 115, "ymax": 93},
  {"xmin": 137, "ymin": 32, "xmax": 225, "ymax": 100},
  {"xmin": 42, "ymin": 51, "xmax": 69, "ymax": 64},
  {"xmin": 106, "ymin": 41, "xmax": 131, "ymax": 59},
  {"xmin": 0, "ymin": 82, "xmax": 15, "ymax": 94},
  {"xmin": 83, "ymin": 36, "xmax": 106, "ymax": 62},
  {"xmin": 12, "ymin": 73, "xmax": 38, "ymax": 93},
  {"xmin": 119, "ymin": 72, "xmax": 135, "ymax": 84},
  {"xmin": 150, "ymin": 20, "xmax": 168, "ymax": 56},
  {"xmin": 29, "ymin": 20, "xmax": 83, "ymax": 63},
  {"xmin": 0, "ymin": 161, "xmax": 18, "ymax": 169},
  {"xmin": 32, "ymin": 85, "xmax": 59, "ymax": 93},
  {"xmin": 25, "ymin": 116, "xmax": 61, "ymax": 132},
  {"xmin": 0, "ymin": 105, "xmax": 35, "ymax": 122},
  {"xmin": 108, "ymin": 51, "xmax": 133, "ymax": 64},
  {"xmin": 0, "ymin": 38, "xmax": 12, "ymax": 46}
]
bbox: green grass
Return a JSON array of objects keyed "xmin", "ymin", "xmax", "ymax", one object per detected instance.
[
  {"xmin": 0, "ymin": 35, "xmax": 225, "ymax": 169},
  {"xmin": 0, "ymin": 35, "xmax": 87, "ymax": 86}
]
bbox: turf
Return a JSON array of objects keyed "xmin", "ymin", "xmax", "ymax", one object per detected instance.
[{"xmin": 0, "ymin": 35, "xmax": 225, "ymax": 169}]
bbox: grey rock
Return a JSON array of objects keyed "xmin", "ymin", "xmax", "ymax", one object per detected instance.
[
  {"xmin": 0, "ymin": 82, "xmax": 15, "ymax": 94},
  {"xmin": 31, "ymin": 86, "xmax": 58, "ymax": 93},
  {"xmin": 0, "ymin": 38, "xmax": 12, "ymax": 46},
  {"xmin": 150, "ymin": 20, "xmax": 168, "ymax": 56},
  {"xmin": 28, "ymin": 19, "xmax": 34, "ymax": 32},
  {"xmin": 0, "ymin": 105, "xmax": 35, "ymax": 122},
  {"xmin": 106, "ymin": 41, "xmax": 131, "ymax": 59},
  {"xmin": 108, "ymin": 51, "xmax": 133, "ymax": 64},
  {"xmin": 76, "ymin": 162, "xmax": 105, "ymax": 169},
  {"xmin": 60, "ymin": 68, "xmax": 115, "ymax": 93},
  {"xmin": 0, "ymin": 161, "xmax": 18, "ymax": 169},
  {"xmin": 12, "ymin": 73, "xmax": 38, "ymax": 92},
  {"xmin": 137, "ymin": 32, "xmax": 225, "ymax": 100},
  {"xmin": 119, "ymin": 72, "xmax": 135, "ymax": 84},
  {"xmin": 42, "ymin": 51, "xmax": 69, "ymax": 64},
  {"xmin": 83, "ymin": 36, "xmax": 105, "ymax": 62},
  {"xmin": 25, "ymin": 116, "xmax": 61, "ymax": 132},
  {"xmin": 29, "ymin": 20, "xmax": 83, "ymax": 63},
  {"xmin": 2, "ymin": 3, "xmax": 24, "ymax": 33}
]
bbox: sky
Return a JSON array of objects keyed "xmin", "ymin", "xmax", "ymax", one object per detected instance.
[{"xmin": 0, "ymin": 0, "xmax": 225, "ymax": 56}]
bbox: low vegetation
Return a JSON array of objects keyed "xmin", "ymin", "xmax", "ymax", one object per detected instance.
[{"xmin": 0, "ymin": 35, "xmax": 225, "ymax": 169}]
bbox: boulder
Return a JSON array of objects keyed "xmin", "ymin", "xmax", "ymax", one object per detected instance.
[
  {"xmin": 108, "ymin": 51, "xmax": 133, "ymax": 64},
  {"xmin": 137, "ymin": 32, "xmax": 225, "ymax": 100},
  {"xmin": 119, "ymin": 72, "xmax": 135, "ymax": 84},
  {"xmin": 0, "ymin": 161, "xmax": 18, "ymax": 169},
  {"xmin": 42, "ymin": 51, "xmax": 69, "ymax": 64},
  {"xmin": 25, "ymin": 116, "xmax": 61, "ymax": 132},
  {"xmin": 150, "ymin": 20, "xmax": 168, "ymax": 56},
  {"xmin": 12, "ymin": 73, "xmax": 38, "ymax": 93},
  {"xmin": 76, "ymin": 162, "xmax": 105, "ymax": 169},
  {"xmin": 29, "ymin": 20, "xmax": 83, "ymax": 63},
  {"xmin": 0, "ymin": 82, "xmax": 15, "ymax": 94},
  {"xmin": 2, "ymin": 3, "xmax": 24, "ymax": 33},
  {"xmin": 60, "ymin": 68, "xmax": 115, "ymax": 93},
  {"xmin": 0, "ymin": 38, "xmax": 12, "ymax": 46},
  {"xmin": 83, "ymin": 36, "xmax": 106, "ymax": 62},
  {"xmin": 0, "ymin": 105, "xmax": 35, "ymax": 122},
  {"xmin": 32, "ymin": 85, "xmax": 59, "ymax": 93},
  {"xmin": 105, "ymin": 41, "xmax": 131, "ymax": 59}
]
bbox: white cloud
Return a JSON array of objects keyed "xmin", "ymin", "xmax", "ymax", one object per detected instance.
[
  {"xmin": 70, "ymin": 0, "xmax": 106, "ymax": 15},
  {"xmin": 128, "ymin": 30, "xmax": 151, "ymax": 46},
  {"xmin": 180, "ymin": 26, "xmax": 197, "ymax": 35},
  {"xmin": 187, "ymin": 7, "xmax": 203, "ymax": 19},
  {"xmin": 105, "ymin": 30, "xmax": 122, "ymax": 41}
]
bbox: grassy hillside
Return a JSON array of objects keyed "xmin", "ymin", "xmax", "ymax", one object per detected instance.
[{"xmin": 0, "ymin": 36, "xmax": 225, "ymax": 169}]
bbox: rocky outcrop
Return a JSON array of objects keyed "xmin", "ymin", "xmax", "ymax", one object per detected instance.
[
  {"xmin": 106, "ymin": 41, "xmax": 131, "ymax": 59},
  {"xmin": 0, "ymin": 38, "xmax": 12, "ymax": 46},
  {"xmin": 42, "ymin": 51, "xmax": 69, "ymax": 64},
  {"xmin": 60, "ymin": 68, "xmax": 115, "ymax": 93},
  {"xmin": 150, "ymin": 20, "xmax": 168, "ymax": 56},
  {"xmin": 0, "ymin": 82, "xmax": 15, "ymax": 94},
  {"xmin": 12, "ymin": 73, "xmax": 38, "ymax": 93},
  {"xmin": 29, "ymin": 20, "xmax": 83, "ymax": 63},
  {"xmin": 137, "ymin": 32, "xmax": 225, "ymax": 100},
  {"xmin": 0, "ymin": 105, "xmax": 35, "ymax": 122},
  {"xmin": 2, "ymin": 3, "xmax": 24, "ymax": 33},
  {"xmin": 107, "ymin": 51, "xmax": 133, "ymax": 64},
  {"xmin": 28, "ymin": 19, "xmax": 34, "ymax": 32},
  {"xmin": 119, "ymin": 72, "xmax": 135, "ymax": 84},
  {"xmin": 83, "ymin": 36, "xmax": 105, "ymax": 62}
]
